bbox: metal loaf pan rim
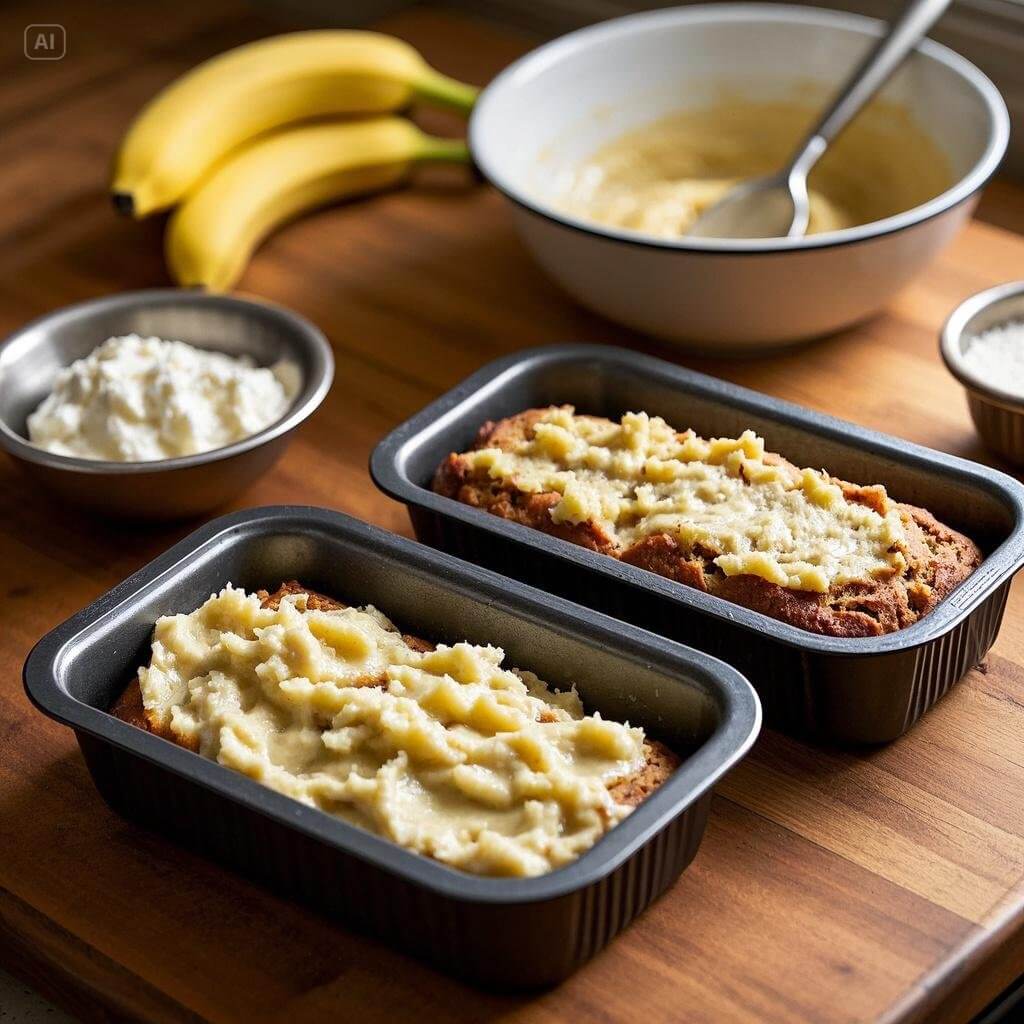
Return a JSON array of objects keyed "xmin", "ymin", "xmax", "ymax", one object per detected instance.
[
  {"xmin": 370, "ymin": 343, "xmax": 1024, "ymax": 658},
  {"xmin": 23, "ymin": 505, "xmax": 760, "ymax": 906}
]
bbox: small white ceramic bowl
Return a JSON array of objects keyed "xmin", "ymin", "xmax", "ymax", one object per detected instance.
[
  {"xmin": 470, "ymin": 3, "xmax": 1009, "ymax": 352},
  {"xmin": 941, "ymin": 281, "xmax": 1024, "ymax": 466}
]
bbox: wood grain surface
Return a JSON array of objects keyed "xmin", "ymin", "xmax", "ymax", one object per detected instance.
[{"xmin": 1, "ymin": 3, "xmax": 1023, "ymax": 1022}]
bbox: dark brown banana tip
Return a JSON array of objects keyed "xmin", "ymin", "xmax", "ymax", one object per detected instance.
[{"xmin": 111, "ymin": 191, "xmax": 134, "ymax": 217}]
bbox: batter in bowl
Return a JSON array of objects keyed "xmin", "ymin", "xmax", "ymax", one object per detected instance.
[{"xmin": 554, "ymin": 96, "xmax": 952, "ymax": 239}]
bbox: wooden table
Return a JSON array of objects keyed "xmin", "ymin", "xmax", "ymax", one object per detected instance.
[{"xmin": 2, "ymin": 3, "xmax": 1023, "ymax": 1021}]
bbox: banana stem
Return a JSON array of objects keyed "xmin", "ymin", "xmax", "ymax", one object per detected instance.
[
  {"xmin": 416, "ymin": 137, "xmax": 471, "ymax": 164},
  {"xmin": 414, "ymin": 73, "xmax": 479, "ymax": 117}
]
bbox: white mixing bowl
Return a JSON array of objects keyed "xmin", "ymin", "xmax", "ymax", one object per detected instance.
[{"xmin": 469, "ymin": 4, "xmax": 1009, "ymax": 352}]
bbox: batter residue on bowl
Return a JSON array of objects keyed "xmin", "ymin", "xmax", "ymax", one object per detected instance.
[{"xmin": 554, "ymin": 96, "xmax": 952, "ymax": 239}]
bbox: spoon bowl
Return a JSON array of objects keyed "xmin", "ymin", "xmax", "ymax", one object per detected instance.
[{"xmin": 688, "ymin": 173, "xmax": 808, "ymax": 239}]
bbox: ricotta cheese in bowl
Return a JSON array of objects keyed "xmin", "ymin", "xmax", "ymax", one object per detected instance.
[{"xmin": 27, "ymin": 334, "xmax": 298, "ymax": 462}]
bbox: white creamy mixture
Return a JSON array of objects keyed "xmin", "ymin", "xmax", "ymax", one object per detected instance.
[
  {"xmin": 27, "ymin": 334, "xmax": 297, "ymax": 461},
  {"xmin": 138, "ymin": 586, "xmax": 647, "ymax": 877},
  {"xmin": 962, "ymin": 322, "xmax": 1024, "ymax": 398}
]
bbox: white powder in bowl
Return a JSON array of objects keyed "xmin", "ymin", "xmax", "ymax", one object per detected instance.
[
  {"xmin": 27, "ymin": 334, "xmax": 298, "ymax": 462},
  {"xmin": 961, "ymin": 322, "xmax": 1024, "ymax": 398}
]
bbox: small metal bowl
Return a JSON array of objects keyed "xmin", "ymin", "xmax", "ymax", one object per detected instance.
[
  {"xmin": 942, "ymin": 281, "xmax": 1024, "ymax": 467},
  {"xmin": 0, "ymin": 290, "xmax": 333, "ymax": 519}
]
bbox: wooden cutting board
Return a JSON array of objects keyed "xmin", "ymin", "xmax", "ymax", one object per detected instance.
[{"xmin": 1, "ymin": 2, "xmax": 1022, "ymax": 1021}]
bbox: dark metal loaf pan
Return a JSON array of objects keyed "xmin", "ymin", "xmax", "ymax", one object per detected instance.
[
  {"xmin": 23, "ymin": 506, "xmax": 759, "ymax": 989},
  {"xmin": 371, "ymin": 344, "xmax": 1024, "ymax": 744}
]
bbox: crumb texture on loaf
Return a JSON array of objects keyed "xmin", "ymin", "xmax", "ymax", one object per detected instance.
[
  {"xmin": 115, "ymin": 582, "xmax": 679, "ymax": 877},
  {"xmin": 433, "ymin": 407, "xmax": 982, "ymax": 638}
]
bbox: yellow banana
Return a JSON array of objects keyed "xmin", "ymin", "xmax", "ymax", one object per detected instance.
[
  {"xmin": 166, "ymin": 117, "xmax": 468, "ymax": 292},
  {"xmin": 113, "ymin": 30, "xmax": 477, "ymax": 217}
]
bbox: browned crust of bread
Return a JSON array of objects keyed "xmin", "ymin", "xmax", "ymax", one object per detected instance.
[
  {"xmin": 110, "ymin": 581, "xmax": 676, "ymax": 808},
  {"xmin": 433, "ymin": 409, "xmax": 984, "ymax": 639},
  {"xmin": 108, "ymin": 675, "xmax": 150, "ymax": 732},
  {"xmin": 607, "ymin": 739, "xmax": 681, "ymax": 807}
]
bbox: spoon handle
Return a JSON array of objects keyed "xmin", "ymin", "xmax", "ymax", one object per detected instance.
[{"xmin": 786, "ymin": 0, "xmax": 952, "ymax": 177}]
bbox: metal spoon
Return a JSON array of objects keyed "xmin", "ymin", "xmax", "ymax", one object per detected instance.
[{"xmin": 687, "ymin": 0, "xmax": 952, "ymax": 240}]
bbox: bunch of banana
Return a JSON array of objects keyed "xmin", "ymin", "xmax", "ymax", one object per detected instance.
[
  {"xmin": 167, "ymin": 118, "xmax": 468, "ymax": 291},
  {"xmin": 113, "ymin": 30, "xmax": 477, "ymax": 290}
]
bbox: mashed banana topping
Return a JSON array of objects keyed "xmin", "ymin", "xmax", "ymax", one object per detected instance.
[
  {"xmin": 463, "ymin": 407, "xmax": 908, "ymax": 593},
  {"xmin": 137, "ymin": 586, "xmax": 647, "ymax": 877}
]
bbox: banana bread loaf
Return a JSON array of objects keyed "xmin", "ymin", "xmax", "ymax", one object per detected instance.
[{"xmin": 433, "ymin": 407, "xmax": 982, "ymax": 639}]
